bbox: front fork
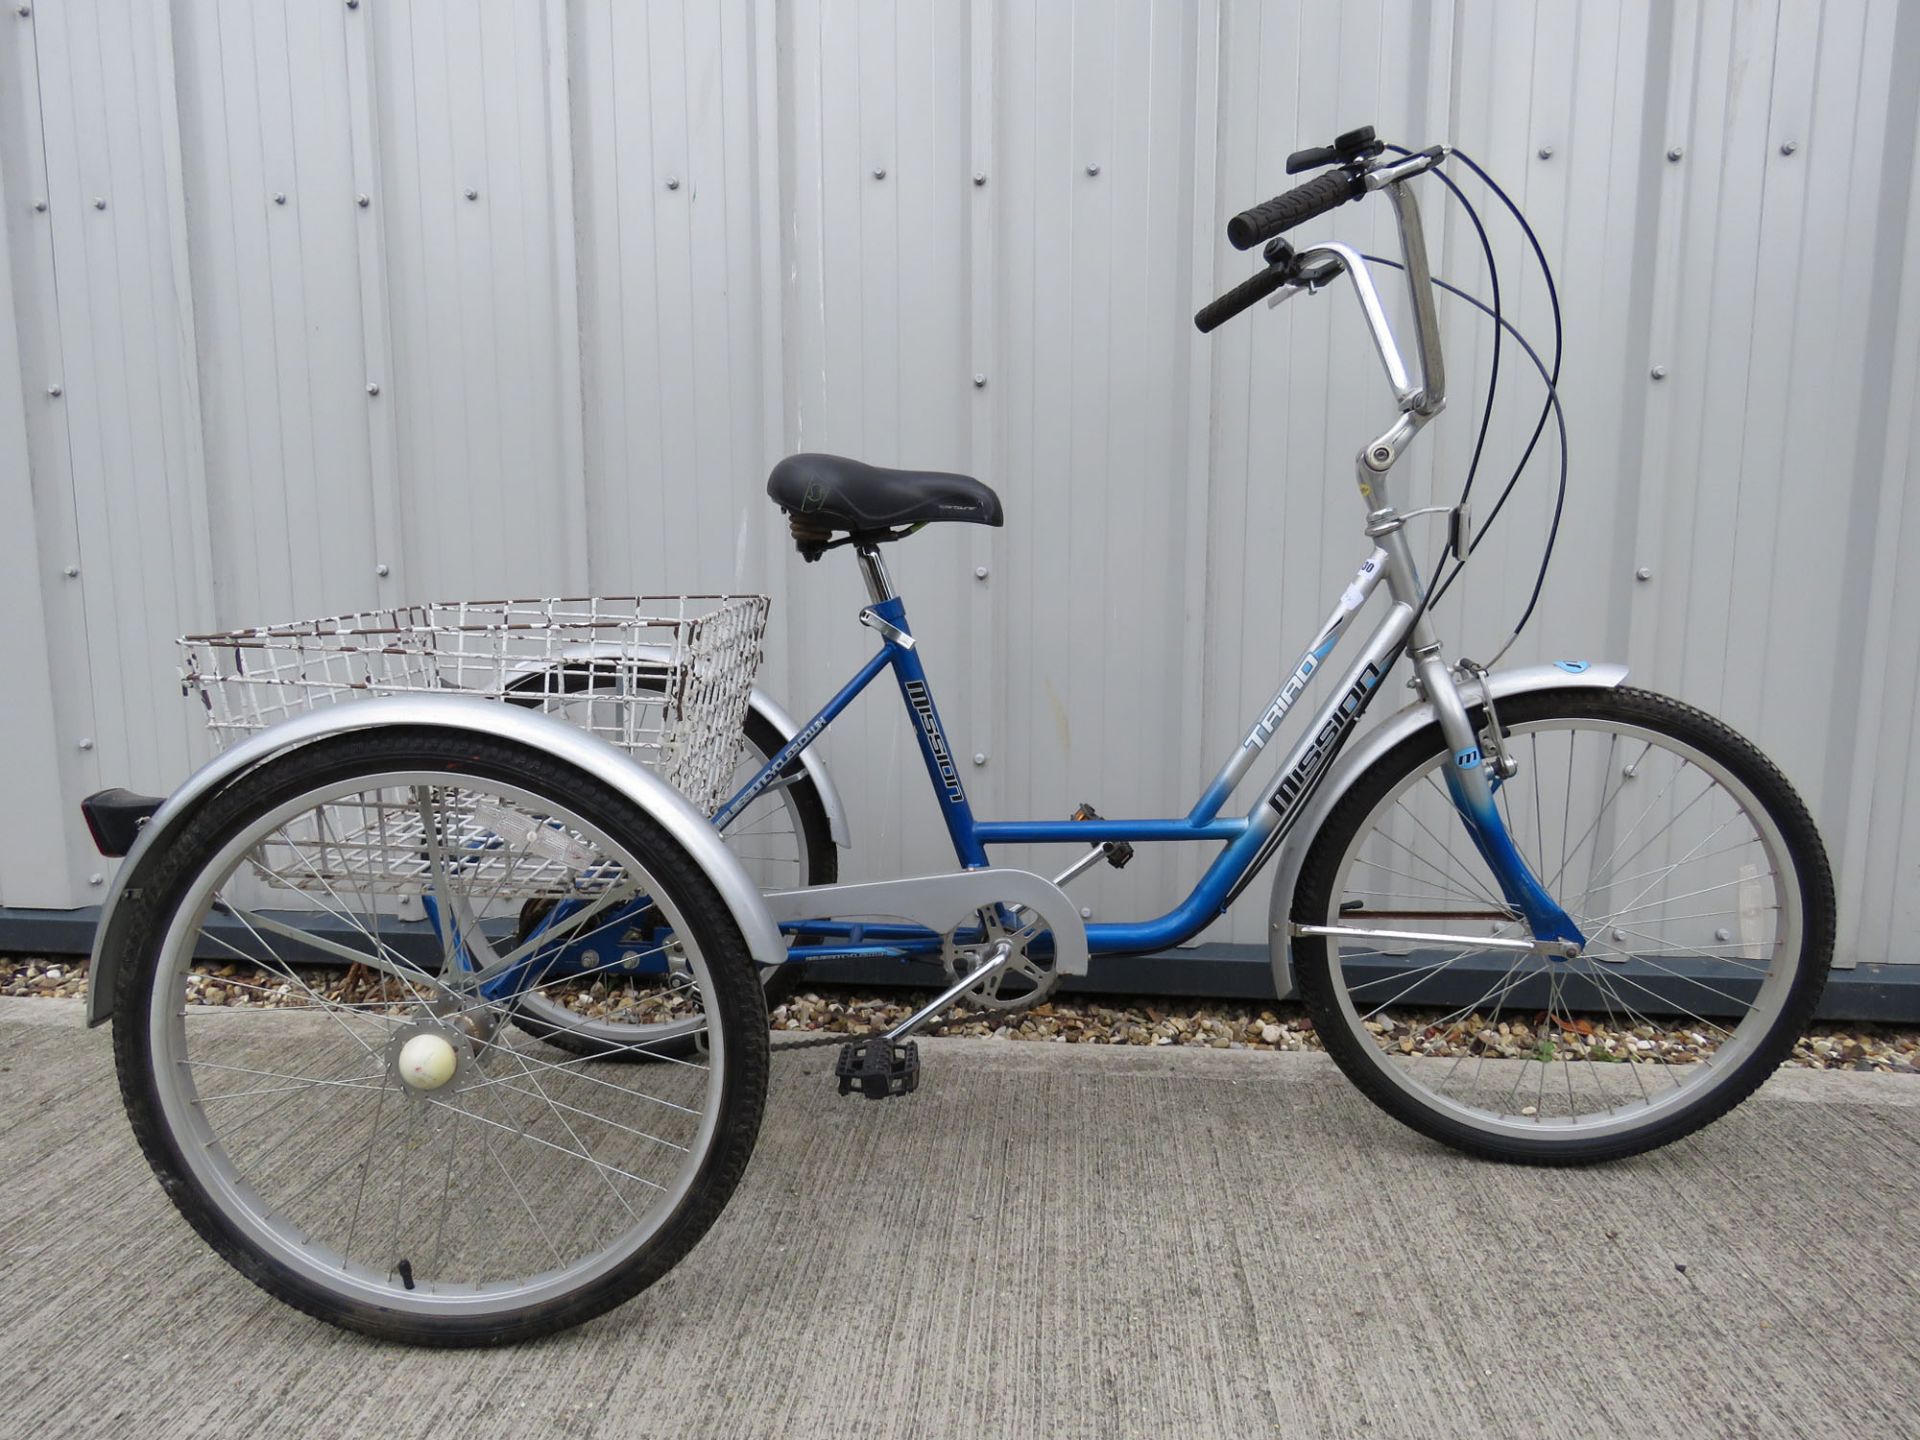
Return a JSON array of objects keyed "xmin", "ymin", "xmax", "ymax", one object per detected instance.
[{"xmin": 1412, "ymin": 650, "xmax": 1586, "ymax": 948}]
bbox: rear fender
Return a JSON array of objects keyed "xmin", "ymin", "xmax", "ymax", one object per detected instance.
[
  {"xmin": 1265, "ymin": 662, "xmax": 1629, "ymax": 1000},
  {"xmin": 85, "ymin": 696, "xmax": 785, "ymax": 1026}
]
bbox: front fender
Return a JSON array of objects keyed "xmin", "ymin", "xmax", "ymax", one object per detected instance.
[
  {"xmin": 86, "ymin": 695, "xmax": 785, "ymax": 1026},
  {"xmin": 1265, "ymin": 661, "xmax": 1628, "ymax": 1000}
]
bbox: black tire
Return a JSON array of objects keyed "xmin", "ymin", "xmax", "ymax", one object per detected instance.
[
  {"xmin": 110, "ymin": 728, "xmax": 769, "ymax": 1345},
  {"xmin": 505, "ymin": 691, "xmax": 836, "ymax": 1058},
  {"xmin": 1292, "ymin": 687, "xmax": 1834, "ymax": 1166}
]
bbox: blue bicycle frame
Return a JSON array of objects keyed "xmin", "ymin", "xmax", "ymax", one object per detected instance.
[
  {"xmin": 687, "ymin": 530, "xmax": 1580, "ymax": 967},
  {"xmin": 475, "ymin": 169, "xmax": 1584, "ymax": 990}
]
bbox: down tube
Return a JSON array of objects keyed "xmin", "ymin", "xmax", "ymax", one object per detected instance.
[
  {"xmin": 1217, "ymin": 599, "xmax": 1417, "ymax": 909},
  {"xmin": 1085, "ymin": 600, "xmax": 1416, "ymax": 956}
]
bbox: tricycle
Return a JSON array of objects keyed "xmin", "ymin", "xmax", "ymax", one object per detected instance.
[{"xmin": 81, "ymin": 129, "xmax": 1833, "ymax": 1345}]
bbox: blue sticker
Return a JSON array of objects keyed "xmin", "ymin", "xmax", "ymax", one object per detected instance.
[
  {"xmin": 1553, "ymin": 659, "xmax": 1591, "ymax": 673},
  {"xmin": 1455, "ymin": 747, "xmax": 1481, "ymax": 769}
]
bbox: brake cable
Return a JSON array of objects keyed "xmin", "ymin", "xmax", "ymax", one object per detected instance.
[
  {"xmin": 1391, "ymin": 145, "xmax": 1568, "ymax": 664},
  {"xmin": 1359, "ymin": 257, "xmax": 1569, "ymax": 669},
  {"xmin": 1435, "ymin": 149, "xmax": 1567, "ymax": 649}
]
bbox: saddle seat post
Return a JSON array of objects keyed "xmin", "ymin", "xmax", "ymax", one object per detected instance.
[{"xmin": 854, "ymin": 542, "xmax": 900, "ymax": 605}]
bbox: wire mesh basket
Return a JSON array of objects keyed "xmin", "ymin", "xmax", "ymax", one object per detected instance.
[
  {"xmin": 180, "ymin": 593, "xmax": 770, "ymax": 830},
  {"xmin": 242, "ymin": 788, "xmax": 636, "ymax": 903}
]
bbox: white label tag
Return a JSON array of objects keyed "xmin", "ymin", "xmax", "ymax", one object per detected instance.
[{"xmin": 466, "ymin": 801, "xmax": 600, "ymax": 872}]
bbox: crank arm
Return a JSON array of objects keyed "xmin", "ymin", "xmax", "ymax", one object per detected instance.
[{"xmin": 882, "ymin": 940, "xmax": 1017, "ymax": 1043}]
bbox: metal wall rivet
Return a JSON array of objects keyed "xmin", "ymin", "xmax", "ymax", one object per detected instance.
[
  {"xmin": 366, "ymin": 382, "xmax": 380, "ymax": 395},
  {"xmin": 1079, "ymin": 906, "xmax": 1093, "ymax": 920},
  {"xmin": 1779, "ymin": 140, "xmax": 1799, "ymax": 156},
  {"xmin": 1537, "ymin": 144, "xmax": 1554, "ymax": 160},
  {"xmin": 972, "ymin": 753, "xmax": 987, "ymax": 766},
  {"xmin": 16, "ymin": 5, "xmax": 29, "ymax": 17},
  {"xmin": 665, "ymin": 177, "xmax": 680, "ymax": 191},
  {"xmin": 46, "ymin": 384, "xmax": 61, "ymax": 397},
  {"xmin": 1666, "ymin": 145, "xmax": 1684, "ymax": 162},
  {"xmin": 1612, "ymin": 928, "xmax": 1628, "ymax": 942},
  {"xmin": 89, "ymin": 873, "xmax": 104, "ymax": 887},
  {"xmin": 273, "ymin": 192, "xmax": 287, "ymax": 205},
  {"xmin": 1636, "ymin": 566, "xmax": 1653, "ymax": 581},
  {"xmin": 972, "ymin": 373, "xmax": 987, "ymax": 388},
  {"xmin": 1086, "ymin": 162, "xmax": 1100, "ymax": 175},
  {"xmin": 92, "ymin": 197, "xmax": 106, "ymax": 210},
  {"xmin": 1714, "ymin": 928, "xmax": 1732, "ymax": 943},
  {"xmin": 78, "ymin": 737, "xmax": 94, "ymax": 751},
  {"xmin": 357, "ymin": 193, "xmax": 370, "ymax": 207},
  {"xmin": 63, "ymin": 565, "xmax": 78, "ymax": 578},
  {"xmin": 1650, "ymin": 365, "xmax": 1668, "ymax": 380},
  {"xmin": 376, "ymin": 563, "xmax": 391, "ymax": 577},
  {"xmin": 974, "ymin": 565, "xmax": 989, "ymax": 580},
  {"xmin": 973, "ymin": 172, "xmax": 986, "ymax": 186},
  {"xmin": 346, "ymin": 0, "xmax": 358, "ymax": 8},
  {"xmin": 464, "ymin": 187, "xmax": 479, "ymax": 200},
  {"xmin": 32, "ymin": 198, "xmax": 46, "ymax": 212},
  {"xmin": 873, "ymin": 167, "xmax": 887, "ymax": 179}
]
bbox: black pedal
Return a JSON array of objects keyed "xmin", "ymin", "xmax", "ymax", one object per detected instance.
[
  {"xmin": 1070, "ymin": 803, "xmax": 1135, "ymax": 869},
  {"xmin": 835, "ymin": 1037, "xmax": 920, "ymax": 1100}
]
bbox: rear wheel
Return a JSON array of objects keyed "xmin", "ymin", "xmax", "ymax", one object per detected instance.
[
  {"xmin": 109, "ymin": 729, "xmax": 768, "ymax": 1345},
  {"xmin": 1292, "ymin": 687, "xmax": 1834, "ymax": 1164},
  {"xmin": 506, "ymin": 672, "xmax": 836, "ymax": 1058}
]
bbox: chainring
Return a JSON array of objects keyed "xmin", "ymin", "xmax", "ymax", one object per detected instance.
[{"xmin": 940, "ymin": 909, "xmax": 1060, "ymax": 1012}]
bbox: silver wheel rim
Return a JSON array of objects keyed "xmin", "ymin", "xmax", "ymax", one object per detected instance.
[
  {"xmin": 514, "ymin": 691, "xmax": 812, "ymax": 1043},
  {"xmin": 1320, "ymin": 716, "xmax": 1802, "ymax": 1144},
  {"xmin": 146, "ymin": 769, "xmax": 728, "ymax": 1317}
]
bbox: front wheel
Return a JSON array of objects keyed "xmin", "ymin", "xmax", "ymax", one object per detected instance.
[
  {"xmin": 1292, "ymin": 687, "xmax": 1834, "ymax": 1165},
  {"xmin": 109, "ymin": 729, "xmax": 769, "ymax": 1345}
]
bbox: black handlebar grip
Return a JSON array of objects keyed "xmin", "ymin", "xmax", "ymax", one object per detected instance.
[
  {"xmin": 1226, "ymin": 169, "xmax": 1363, "ymax": 250},
  {"xmin": 1193, "ymin": 261, "xmax": 1293, "ymax": 334}
]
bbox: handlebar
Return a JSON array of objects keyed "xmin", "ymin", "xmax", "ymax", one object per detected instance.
[
  {"xmin": 1226, "ymin": 169, "xmax": 1365, "ymax": 250},
  {"xmin": 1196, "ymin": 129, "xmax": 1449, "ymax": 416},
  {"xmin": 1193, "ymin": 259, "xmax": 1296, "ymax": 333}
]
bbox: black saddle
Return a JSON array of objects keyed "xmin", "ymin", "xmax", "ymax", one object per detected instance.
[{"xmin": 768, "ymin": 453, "xmax": 1002, "ymax": 560}]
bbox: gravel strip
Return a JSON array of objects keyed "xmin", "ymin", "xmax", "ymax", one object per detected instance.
[{"xmin": 8, "ymin": 954, "xmax": 1917, "ymax": 1073}]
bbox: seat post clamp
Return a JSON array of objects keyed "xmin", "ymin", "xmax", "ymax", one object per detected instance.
[{"xmin": 859, "ymin": 607, "xmax": 916, "ymax": 650}]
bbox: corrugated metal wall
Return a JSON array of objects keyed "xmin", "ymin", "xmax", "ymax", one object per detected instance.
[{"xmin": 3, "ymin": 0, "xmax": 1916, "ymax": 966}]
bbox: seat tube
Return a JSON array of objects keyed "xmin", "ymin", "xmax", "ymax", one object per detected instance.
[{"xmin": 853, "ymin": 543, "xmax": 989, "ymax": 868}]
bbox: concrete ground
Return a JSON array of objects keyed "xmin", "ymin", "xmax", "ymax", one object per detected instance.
[{"xmin": 1, "ymin": 995, "xmax": 1915, "ymax": 1440}]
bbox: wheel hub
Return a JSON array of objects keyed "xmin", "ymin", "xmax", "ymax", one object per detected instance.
[{"xmin": 386, "ymin": 1019, "xmax": 477, "ymax": 1096}]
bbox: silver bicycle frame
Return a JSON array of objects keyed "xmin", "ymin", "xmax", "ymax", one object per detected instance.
[{"xmin": 1205, "ymin": 167, "xmax": 1518, "ymax": 910}]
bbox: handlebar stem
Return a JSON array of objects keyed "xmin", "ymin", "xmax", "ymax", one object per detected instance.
[
  {"xmin": 1383, "ymin": 179, "xmax": 1446, "ymax": 415},
  {"xmin": 1294, "ymin": 242, "xmax": 1421, "ymax": 410}
]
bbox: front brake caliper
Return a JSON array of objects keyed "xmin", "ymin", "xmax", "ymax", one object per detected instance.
[{"xmin": 1460, "ymin": 661, "xmax": 1520, "ymax": 782}]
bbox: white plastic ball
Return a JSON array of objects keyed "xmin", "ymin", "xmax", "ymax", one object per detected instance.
[{"xmin": 398, "ymin": 1033, "xmax": 457, "ymax": 1090}]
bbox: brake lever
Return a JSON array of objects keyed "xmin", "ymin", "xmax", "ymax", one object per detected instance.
[{"xmin": 1364, "ymin": 144, "xmax": 1450, "ymax": 189}]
